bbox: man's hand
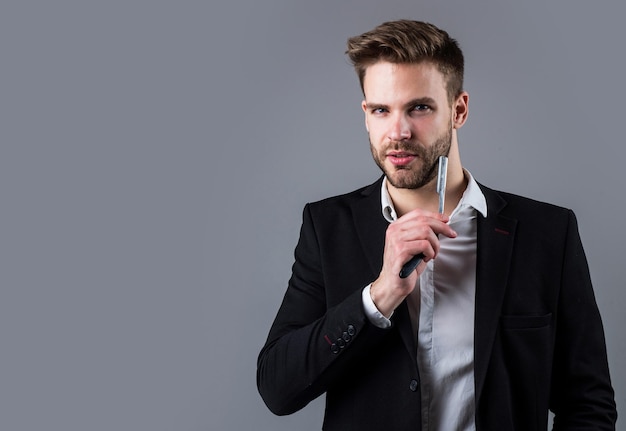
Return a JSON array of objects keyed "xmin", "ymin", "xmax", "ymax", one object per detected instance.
[{"xmin": 370, "ymin": 209, "xmax": 457, "ymax": 317}]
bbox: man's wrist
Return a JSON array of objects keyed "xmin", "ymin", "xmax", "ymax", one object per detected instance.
[{"xmin": 362, "ymin": 284, "xmax": 392, "ymax": 328}]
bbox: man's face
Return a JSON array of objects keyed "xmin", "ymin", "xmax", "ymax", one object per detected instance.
[{"xmin": 362, "ymin": 61, "xmax": 455, "ymax": 190}]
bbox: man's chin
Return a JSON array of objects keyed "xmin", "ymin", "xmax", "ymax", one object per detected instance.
[{"xmin": 386, "ymin": 174, "xmax": 422, "ymax": 190}]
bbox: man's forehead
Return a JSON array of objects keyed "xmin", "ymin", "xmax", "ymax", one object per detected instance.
[{"xmin": 362, "ymin": 62, "xmax": 447, "ymax": 102}]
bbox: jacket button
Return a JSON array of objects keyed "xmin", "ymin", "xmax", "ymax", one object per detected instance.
[
  {"xmin": 347, "ymin": 324, "xmax": 356, "ymax": 336},
  {"xmin": 342, "ymin": 331, "xmax": 351, "ymax": 342},
  {"xmin": 336, "ymin": 338, "xmax": 346, "ymax": 348},
  {"xmin": 330, "ymin": 343, "xmax": 340, "ymax": 354},
  {"xmin": 409, "ymin": 379, "xmax": 419, "ymax": 392}
]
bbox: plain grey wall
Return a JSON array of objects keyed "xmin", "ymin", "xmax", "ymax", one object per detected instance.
[{"xmin": 1, "ymin": 1, "xmax": 623, "ymax": 430}]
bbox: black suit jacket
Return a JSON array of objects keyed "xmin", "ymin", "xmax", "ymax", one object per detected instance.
[{"xmin": 257, "ymin": 178, "xmax": 616, "ymax": 430}]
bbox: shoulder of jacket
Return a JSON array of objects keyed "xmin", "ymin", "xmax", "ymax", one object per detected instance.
[
  {"xmin": 479, "ymin": 182, "xmax": 573, "ymax": 217},
  {"xmin": 306, "ymin": 177, "xmax": 382, "ymax": 210}
]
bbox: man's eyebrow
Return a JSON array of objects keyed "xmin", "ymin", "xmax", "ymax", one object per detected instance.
[
  {"xmin": 364, "ymin": 102, "xmax": 388, "ymax": 111},
  {"xmin": 365, "ymin": 97, "xmax": 437, "ymax": 111},
  {"xmin": 405, "ymin": 97, "xmax": 437, "ymax": 107}
]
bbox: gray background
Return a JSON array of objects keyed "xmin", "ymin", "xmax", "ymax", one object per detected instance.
[{"xmin": 1, "ymin": 0, "xmax": 624, "ymax": 430}]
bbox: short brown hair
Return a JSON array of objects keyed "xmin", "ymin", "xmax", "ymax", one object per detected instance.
[{"xmin": 346, "ymin": 20, "xmax": 464, "ymax": 101}]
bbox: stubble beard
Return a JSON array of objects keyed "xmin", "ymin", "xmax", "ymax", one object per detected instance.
[{"xmin": 370, "ymin": 126, "xmax": 452, "ymax": 190}]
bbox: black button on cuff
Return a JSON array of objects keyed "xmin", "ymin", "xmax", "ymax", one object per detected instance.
[
  {"xmin": 409, "ymin": 379, "xmax": 419, "ymax": 392},
  {"xmin": 329, "ymin": 325, "xmax": 357, "ymax": 354},
  {"xmin": 347, "ymin": 324, "xmax": 356, "ymax": 336}
]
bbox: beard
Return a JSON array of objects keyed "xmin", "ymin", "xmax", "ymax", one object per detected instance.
[{"xmin": 370, "ymin": 126, "xmax": 452, "ymax": 190}]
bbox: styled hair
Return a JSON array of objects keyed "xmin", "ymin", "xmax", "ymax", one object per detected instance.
[{"xmin": 346, "ymin": 20, "xmax": 464, "ymax": 101}]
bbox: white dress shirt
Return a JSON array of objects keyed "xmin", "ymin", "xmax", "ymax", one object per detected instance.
[{"xmin": 362, "ymin": 170, "xmax": 487, "ymax": 430}]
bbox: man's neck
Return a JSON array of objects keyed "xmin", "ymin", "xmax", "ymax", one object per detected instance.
[{"xmin": 387, "ymin": 166, "xmax": 467, "ymax": 217}]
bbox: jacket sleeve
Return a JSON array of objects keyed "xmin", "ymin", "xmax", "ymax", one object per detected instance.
[
  {"xmin": 256, "ymin": 203, "xmax": 389, "ymax": 416},
  {"xmin": 550, "ymin": 210, "xmax": 617, "ymax": 429}
]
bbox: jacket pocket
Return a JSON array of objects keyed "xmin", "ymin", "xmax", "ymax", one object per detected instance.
[{"xmin": 499, "ymin": 312, "xmax": 554, "ymax": 430}]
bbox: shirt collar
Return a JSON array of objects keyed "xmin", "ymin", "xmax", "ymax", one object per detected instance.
[{"xmin": 380, "ymin": 169, "xmax": 487, "ymax": 223}]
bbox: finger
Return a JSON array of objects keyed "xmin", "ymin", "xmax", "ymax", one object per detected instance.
[
  {"xmin": 405, "ymin": 238, "xmax": 437, "ymax": 261},
  {"xmin": 431, "ymin": 221, "xmax": 457, "ymax": 239},
  {"xmin": 394, "ymin": 218, "xmax": 456, "ymax": 241},
  {"xmin": 397, "ymin": 209, "xmax": 450, "ymax": 224}
]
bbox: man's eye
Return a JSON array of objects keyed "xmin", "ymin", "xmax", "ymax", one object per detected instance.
[
  {"xmin": 412, "ymin": 105, "xmax": 430, "ymax": 112},
  {"xmin": 372, "ymin": 108, "xmax": 387, "ymax": 114}
]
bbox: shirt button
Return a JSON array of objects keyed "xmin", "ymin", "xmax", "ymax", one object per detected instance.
[{"xmin": 409, "ymin": 379, "xmax": 419, "ymax": 392}]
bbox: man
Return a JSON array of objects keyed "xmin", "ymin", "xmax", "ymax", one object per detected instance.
[{"xmin": 257, "ymin": 20, "xmax": 616, "ymax": 430}]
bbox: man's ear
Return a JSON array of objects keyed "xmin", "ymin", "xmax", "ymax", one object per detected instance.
[
  {"xmin": 452, "ymin": 91, "xmax": 469, "ymax": 129},
  {"xmin": 361, "ymin": 100, "xmax": 369, "ymax": 132}
]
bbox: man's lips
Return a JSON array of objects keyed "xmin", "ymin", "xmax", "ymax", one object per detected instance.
[{"xmin": 387, "ymin": 152, "xmax": 417, "ymax": 166}]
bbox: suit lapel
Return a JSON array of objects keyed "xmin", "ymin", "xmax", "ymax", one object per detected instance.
[
  {"xmin": 351, "ymin": 177, "xmax": 418, "ymax": 364},
  {"xmin": 351, "ymin": 177, "xmax": 387, "ymax": 277},
  {"xmin": 474, "ymin": 185, "xmax": 517, "ymax": 401}
]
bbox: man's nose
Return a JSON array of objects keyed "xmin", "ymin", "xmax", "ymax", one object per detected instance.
[{"xmin": 387, "ymin": 115, "xmax": 411, "ymax": 141}]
